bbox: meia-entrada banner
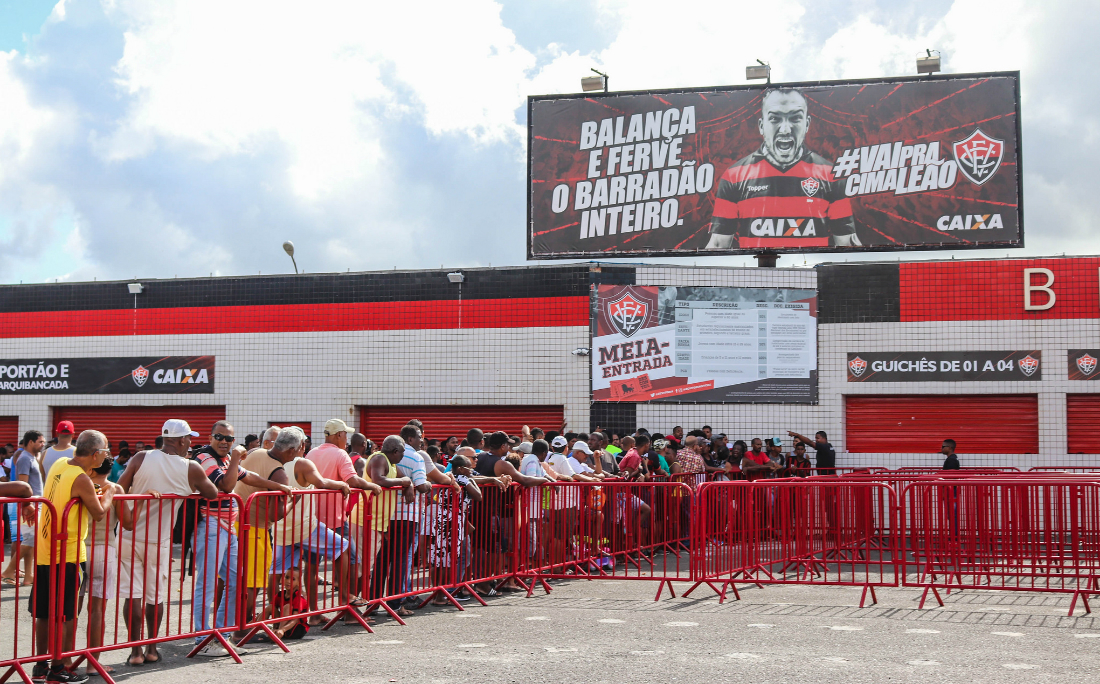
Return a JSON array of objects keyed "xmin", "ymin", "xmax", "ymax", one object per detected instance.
[
  {"xmin": 529, "ymin": 72, "xmax": 1021, "ymax": 258},
  {"xmin": 593, "ymin": 286, "xmax": 817, "ymax": 403}
]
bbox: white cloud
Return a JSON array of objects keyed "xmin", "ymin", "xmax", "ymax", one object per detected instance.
[{"xmin": 0, "ymin": 0, "xmax": 1098, "ymax": 282}]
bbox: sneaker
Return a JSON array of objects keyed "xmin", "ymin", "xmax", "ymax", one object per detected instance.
[
  {"xmin": 31, "ymin": 663, "xmax": 49, "ymax": 682},
  {"xmin": 46, "ymin": 669, "xmax": 88, "ymax": 684},
  {"xmin": 455, "ymin": 593, "xmax": 472, "ymax": 602},
  {"xmin": 197, "ymin": 642, "xmax": 238, "ymax": 658}
]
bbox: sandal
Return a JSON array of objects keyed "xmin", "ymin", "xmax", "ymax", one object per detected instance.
[{"xmin": 396, "ymin": 607, "xmax": 414, "ymax": 617}]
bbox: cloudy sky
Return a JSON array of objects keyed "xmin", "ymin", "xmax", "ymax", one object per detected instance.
[{"xmin": 0, "ymin": 0, "xmax": 1094, "ymax": 283}]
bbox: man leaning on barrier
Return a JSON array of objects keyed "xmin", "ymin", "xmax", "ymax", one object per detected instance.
[
  {"xmin": 117, "ymin": 420, "xmax": 218, "ymax": 667},
  {"xmin": 30, "ymin": 430, "xmax": 115, "ymax": 684}
]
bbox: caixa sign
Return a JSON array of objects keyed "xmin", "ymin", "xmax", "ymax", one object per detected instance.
[
  {"xmin": 0, "ymin": 356, "xmax": 215, "ymax": 394},
  {"xmin": 847, "ymin": 351, "xmax": 1041, "ymax": 382}
]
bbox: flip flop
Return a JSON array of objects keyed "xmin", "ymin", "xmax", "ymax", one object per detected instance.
[
  {"xmin": 126, "ymin": 656, "xmax": 144, "ymax": 667},
  {"xmin": 0, "ymin": 577, "xmax": 16, "ymax": 586},
  {"xmin": 143, "ymin": 653, "xmax": 161, "ymax": 664}
]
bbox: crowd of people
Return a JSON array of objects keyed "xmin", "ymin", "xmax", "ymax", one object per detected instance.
[{"xmin": 0, "ymin": 417, "xmax": 840, "ymax": 683}]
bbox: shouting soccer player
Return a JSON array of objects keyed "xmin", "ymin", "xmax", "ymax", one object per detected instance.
[{"xmin": 706, "ymin": 88, "xmax": 861, "ymax": 250}]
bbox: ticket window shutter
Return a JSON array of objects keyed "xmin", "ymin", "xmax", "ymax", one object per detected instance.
[
  {"xmin": 52, "ymin": 406, "xmax": 227, "ymax": 454},
  {"xmin": 359, "ymin": 406, "xmax": 566, "ymax": 445},
  {"xmin": 1068, "ymin": 395, "xmax": 1100, "ymax": 455},
  {"xmin": 0, "ymin": 417, "xmax": 19, "ymax": 451},
  {"xmin": 845, "ymin": 395, "xmax": 1038, "ymax": 454}
]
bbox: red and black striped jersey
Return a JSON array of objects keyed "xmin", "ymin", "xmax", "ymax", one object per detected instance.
[{"xmin": 709, "ymin": 147, "xmax": 855, "ymax": 248}]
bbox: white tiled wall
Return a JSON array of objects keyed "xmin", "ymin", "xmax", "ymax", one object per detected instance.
[{"xmin": 1, "ymin": 263, "xmax": 1096, "ymax": 470}]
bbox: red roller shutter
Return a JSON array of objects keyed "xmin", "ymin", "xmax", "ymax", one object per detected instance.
[
  {"xmin": 269, "ymin": 421, "xmax": 313, "ymax": 441},
  {"xmin": 0, "ymin": 416, "xmax": 18, "ymax": 450},
  {"xmin": 846, "ymin": 395, "xmax": 1038, "ymax": 454},
  {"xmin": 359, "ymin": 406, "xmax": 565, "ymax": 445},
  {"xmin": 52, "ymin": 406, "xmax": 226, "ymax": 454},
  {"xmin": 1068, "ymin": 395, "xmax": 1100, "ymax": 455}
]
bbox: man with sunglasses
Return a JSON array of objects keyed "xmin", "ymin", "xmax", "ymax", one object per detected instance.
[{"xmin": 191, "ymin": 421, "xmax": 289, "ymax": 654}]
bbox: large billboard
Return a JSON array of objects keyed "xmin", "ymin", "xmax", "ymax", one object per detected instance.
[
  {"xmin": 528, "ymin": 72, "xmax": 1022, "ymax": 258},
  {"xmin": 593, "ymin": 286, "xmax": 817, "ymax": 403}
]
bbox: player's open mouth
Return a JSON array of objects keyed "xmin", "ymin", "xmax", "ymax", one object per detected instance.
[{"xmin": 775, "ymin": 137, "xmax": 795, "ymax": 153}]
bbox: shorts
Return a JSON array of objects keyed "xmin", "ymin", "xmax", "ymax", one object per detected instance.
[
  {"xmin": 551, "ymin": 508, "xmax": 578, "ymax": 536},
  {"xmin": 88, "ymin": 543, "xmax": 118, "ymax": 599},
  {"xmin": 614, "ymin": 493, "xmax": 646, "ymax": 524},
  {"xmin": 273, "ymin": 522, "xmax": 349, "ymax": 574},
  {"xmin": 242, "ymin": 526, "xmax": 273, "ymax": 589},
  {"xmin": 282, "ymin": 623, "xmax": 308, "ymax": 640},
  {"xmin": 119, "ymin": 538, "xmax": 172, "ymax": 604},
  {"xmin": 29, "ymin": 563, "xmax": 79, "ymax": 620}
]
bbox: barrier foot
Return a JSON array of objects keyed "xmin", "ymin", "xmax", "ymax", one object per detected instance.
[
  {"xmin": 918, "ymin": 586, "xmax": 944, "ymax": 609},
  {"xmin": 681, "ymin": 580, "xmax": 704, "ymax": 599},
  {"xmin": 0, "ymin": 662, "xmax": 34, "ymax": 684},
  {"xmin": 366, "ymin": 599, "xmax": 409, "ymax": 626},
  {"xmin": 415, "ymin": 588, "xmax": 462, "ymax": 612},
  {"xmin": 187, "ymin": 632, "xmax": 216, "ymax": 656},
  {"xmin": 536, "ymin": 577, "xmax": 553, "ymax": 596},
  {"xmin": 722, "ymin": 581, "xmax": 742, "ymax": 603},
  {"xmin": 457, "ymin": 582, "xmax": 489, "ymax": 607},
  {"xmin": 859, "ymin": 584, "xmax": 878, "ymax": 608},
  {"xmin": 255, "ymin": 623, "xmax": 291, "ymax": 652},
  {"xmin": 212, "ymin": 630, "xmax": 245, "ymax": 664},
  {"xmin": 324, "ymin": 605, "xmax": 377, "ymax": 633},
  {"xmin": 1069, "ymin": 591, "xmax": 1092, "ymax": 617},
  {"xmin": 654, "ymin": 580, "xmax": 677, "ymax": 601}
]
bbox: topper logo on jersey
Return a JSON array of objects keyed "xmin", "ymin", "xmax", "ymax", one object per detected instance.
[
  {"xmin": 1019, "ymin": 354, "xmax": 1040, "ymax": 377},
  {"xmin": 1078, "ymin": 354, "xmax": 1098, "ymax": 376},
  {"xmin": 801, "ymin": 178, "xmax": 820, "ymax": 197},
  {"xmin": 953, "ymin": 128, "xmax": 1004, "ymax": 186},
  {"xmin": 749, "ymin": 218, "xmax": 817, "ymax": 237},
  {"xmin": 608, "ymin": 293, "xmax": 648, "ymax": 338},
  {"xmin": 131, "ymin": 365, "xmax": 149, "ymax": 387},
  {"xmin": 848, "ymin": 356, "xmax": 867, "ymax": 377}
]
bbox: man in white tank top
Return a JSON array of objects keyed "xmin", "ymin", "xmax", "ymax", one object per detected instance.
[{"xmin": 117, "ymin": 419, "xmax": 218, "ymax": 667}]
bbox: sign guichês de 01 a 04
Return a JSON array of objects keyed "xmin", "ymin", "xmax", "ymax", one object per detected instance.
[{"xmin": 847, "ymin": 351, "xmax": 1041, "ymax": 382}]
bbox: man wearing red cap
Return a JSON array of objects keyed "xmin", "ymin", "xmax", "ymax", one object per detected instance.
[{"xmin": 41, "ymin": 420, "xmax": 76, "ymax": 476}]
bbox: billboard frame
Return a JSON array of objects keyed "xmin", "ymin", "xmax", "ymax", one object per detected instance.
[{"xmin": 526, "ymin": 70, "xmax": 1023, "ymax": 260}]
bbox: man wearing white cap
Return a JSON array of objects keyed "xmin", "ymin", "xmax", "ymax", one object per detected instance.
[
  {"xmin": 567, "ymin": 441, "xmax": 606, "ymax": 480},
  {"xmin": 117, "ymin": 419, "xmax": 218, "ymax": 666}
]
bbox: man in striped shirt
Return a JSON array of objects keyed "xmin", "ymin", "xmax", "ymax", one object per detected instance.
[
  {"xmin": 192, "ymin": 420, "xmax": 289, "ymax": 652},
  {"xmin": 706, "ymin": 88, "xmax": 861, "ymax": 250}
]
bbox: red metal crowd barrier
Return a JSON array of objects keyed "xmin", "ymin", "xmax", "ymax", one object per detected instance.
[
  {"xmin": 685, "ymin": 480, "xmax": 898, "ymax": 606},
  {"xmin": 14, "ymin": 466, "xmax": 1100, "ymax": 684},
  {"xmin": 1029, "ymin": 467, "xmax": 1100, "ymax": 473},
  {"xmin": 516, "ymin": 481, "xmax": 694, "ymax": 600},
  {"xmin": 0, "ymin": 497, "xmax": 58, "ymax": 683},
  {"xmin": 902, "ymin": 478, "xmax": 1100, "ymax": 615}
]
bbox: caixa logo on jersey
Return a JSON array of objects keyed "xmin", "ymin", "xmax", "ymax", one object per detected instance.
[
  {"xmin": 1019, "ymin": 354, "xmax": 1040, "ymax": 377},
  {"xmin": 608, "ymin": 292, "xmax": 649, "ymax": 338},
  {"xmin": 750, "ymin": 218, "xmax": 818, "ymax": 237},
  {"xmin": 953, "ymin": 128, "xmax": 1004, "ymax": 186}
]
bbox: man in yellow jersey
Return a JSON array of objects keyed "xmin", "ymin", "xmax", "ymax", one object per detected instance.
[{"xmin": 31, "ymin": 430, "xmax": 115, "ymax": 684}]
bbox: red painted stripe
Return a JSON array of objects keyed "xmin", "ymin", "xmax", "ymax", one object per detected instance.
[
  {"xmin": 712, "ymin": 198, "xmax": 739, "ymax": 219},
  {"xmin": 0, "ymin": 297, "xmax": 591, "ymax": 339},
  {"xmin": 735, "ymin": 196, "xmax": 829, "ymax": 217},
  {"xmin": 739, "ymin": 237, "xmax": 829, "ymax": 247},
  {"xmin": 723, "ymin": 160, "xmax": 832, "ymax": 184},
  {"xmin": 900, "ymin": 258, "xmax": 1100, "ymax": 322},
  {"xmin": 826, "ymin": 197, "xmax": 853, "ymax": 219}
]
